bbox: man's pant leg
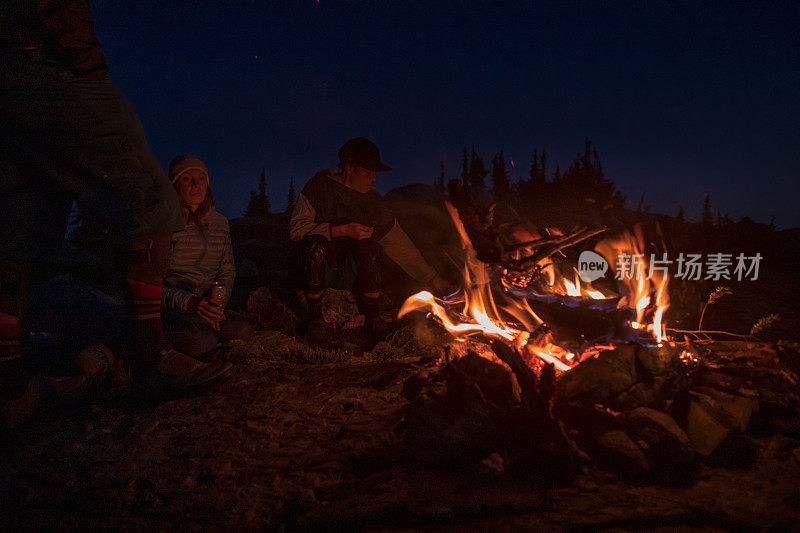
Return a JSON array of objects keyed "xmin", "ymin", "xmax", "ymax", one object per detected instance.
[
  {"xmin": 0, "ymin": 54, "xmax": 183, "ymax": 365},
  {"xmin": 351, "ymin": 237, "xmax": 382, "ymax": 295}
]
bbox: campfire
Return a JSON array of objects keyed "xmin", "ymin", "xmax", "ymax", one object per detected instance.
[
  {"xmin": 399, "ymin": 202, "xmax": 671, "ymax": 373},
  {"xmin": 395, "ymin": 202, "xmax": 799, "ymax": 487}
]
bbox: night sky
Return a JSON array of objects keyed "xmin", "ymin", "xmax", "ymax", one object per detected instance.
[{"xmin": 91, "ymin": 1, "xmax": 800, "ymax": 229}]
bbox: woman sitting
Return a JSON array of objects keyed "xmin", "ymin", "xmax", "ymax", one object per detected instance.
[{"xmin": 162, "ymin": 155, "xmax": 253, "ymax": 356}]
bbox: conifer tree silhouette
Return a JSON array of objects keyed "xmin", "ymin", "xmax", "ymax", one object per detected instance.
[
  {"xmin": 286, "ymin": 178, "xmax": 296, "ymax": 214},
  {"xmin": 491, "ymin": 150, "xmax": 510, "ymax": 200},
  {"xmin": 434, "ymin": 161, "xmax": 446, "ymax": 194},
  {"xmin": 468, "ymin": 145, "xmax": 487, "ymax": 192},
  {"xmin": 243, "ymin": 167, "xmax": 271, "ymax": 219}
]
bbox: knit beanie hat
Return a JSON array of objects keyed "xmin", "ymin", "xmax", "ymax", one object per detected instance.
[{"xmin": 169, "ymin": 155, "xmax": 209, "ymax": 183}]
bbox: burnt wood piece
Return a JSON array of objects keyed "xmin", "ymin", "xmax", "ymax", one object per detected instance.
[
  {"xmin": 491, "ymin": 339, "xmax": 539, "ymax": 407},
  {"xmin": 503, "ymin": 225, "xmax": 607, "ymax": 274},
  {"xmin": 449, "ymin": 197, "xmax": 605, "ymax": 270},
  {"xmin": 491, "ymin": 340, "xmax": 588, "ymax": 471}
]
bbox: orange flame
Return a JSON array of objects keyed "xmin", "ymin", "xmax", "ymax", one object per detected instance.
[{"xmin": 399, "ymin": 208, "xmax": 670, "ymax": 375}]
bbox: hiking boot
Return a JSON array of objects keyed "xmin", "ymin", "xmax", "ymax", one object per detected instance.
[
  {"xmin": 0, "ymin": 377, "xmax": 46, "ymax": 430},
  {"xmin": 1, "ymin": 374, "xmax": 89, "ymax": 430},
  {"xmin": 132, "ymin": 348, "xmax": 232, "ymax": 398},
  {"xmin": 76, "ymin": 343, "xmax": 115, "ymax": 380}
]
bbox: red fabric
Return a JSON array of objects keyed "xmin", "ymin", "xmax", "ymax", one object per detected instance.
[
  {"xmin": 126, "ymin": 278, "xmax": 163, "ymax": 299},
  {"xmin": 0, "ymin": 313, "xmax": 21, "ymax": 339}
]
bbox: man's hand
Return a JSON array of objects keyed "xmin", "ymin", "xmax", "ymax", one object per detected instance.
[
  {"xmin": 196, "ymin": 297, "xmax": 224, "ymax": 331},
  {"xmin": 332, "ymin": 222, "xmax": 374, "ymax": 240}
]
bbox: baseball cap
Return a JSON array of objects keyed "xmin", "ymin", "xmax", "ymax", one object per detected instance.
[{"xmin": 338, "ymin": 137, "xmax": 392, "ymax": 172}]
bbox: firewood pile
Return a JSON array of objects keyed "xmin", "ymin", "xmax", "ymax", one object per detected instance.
[{"xmin": 399, "ymin": 334, "xmax": 800, "ymax": 487}]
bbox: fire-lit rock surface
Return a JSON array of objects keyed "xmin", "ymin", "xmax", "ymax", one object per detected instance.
[{"xmin": 0, "ymin": 332, "xmax": 798, "ymax": 530}]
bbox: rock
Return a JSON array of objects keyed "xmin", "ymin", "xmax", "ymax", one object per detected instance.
[
  {"xmin": 624, "ymin": 407, "xmax": 699, "ymax": 485},
  {"xmin": 692, "ymin": 386, "xmax": 759, "ymax": 432},
  {"xmin": 615, "ymin": 345, "xmax": 690, "ymax": 410},
  {"xmin": 556, "ymin": 344, "xmax": 689, "ymax": 411},
  {"xmin": 245, "ymin": 287, "xmax": 300, "ymax": 335},
  {"xmin": 626, "ymin": 407, "xmax": 691, "ymax": 447},
  {"xmin": 595, "ymin": 430, "xmax": 649, "ymax": 479},
  {"xmin": 320, "ymin": 288, "xmax": 361, "ymax": 327},
  {"xmin": 555, "ymin": 344, "xmax": 638, "ymax": 407},
  {"xmin": 684, "ymin": 392, "xmax": 740, "ymax": 457},
  {"xmin": 449, "ymin": 352, "xmax": 521, "ymax": 410}
]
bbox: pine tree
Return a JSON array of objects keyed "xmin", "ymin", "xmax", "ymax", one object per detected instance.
[
  {"xmin": 434, "ymin": 161, "xmax": 446, "ymax": 193},
  {"xmin": 558, "ymin": 140, "xmax": 624, "ymax": 209},
  {"xmin": 460, "ymin": 148, "xmax": 469, "ymax": 186},
  {"xmin": 491, "ymin": 150, "xmax": 510, "ymax": 200},
  {"xmin": 468, "ymin": 145, "xmax": 487, "ymax": 192},
  {"xmin": 243, "ymin": 167, "xmax": 271, "ymax": 219},
  {"xmin": 286, "ymin": 178, "xmax": 296, "ymax": 214},
  {"xmin": 528, "ymin": 149, "xmax": 547, "ymax": 188},
  {"xmin": 702, "ymin": 193, "xmax": 714, "ymax": 228}
]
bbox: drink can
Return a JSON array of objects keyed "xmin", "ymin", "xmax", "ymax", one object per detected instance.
[
  {"xmin": 209, "ymin": 282, "xmax": 226, "ymax": 322},
  {"xmin": 210, "ymin": 282, "xmax": 226, "ymax": 306}
]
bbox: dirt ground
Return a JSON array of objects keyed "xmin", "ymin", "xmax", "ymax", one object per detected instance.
[{"xmin": 1, "ymin": 330, "xmax": 799, "ymax": 531}]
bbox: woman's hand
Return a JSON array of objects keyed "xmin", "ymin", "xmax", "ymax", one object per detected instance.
[{"xmin": 195, "ymin": 297, "xmax": 224, "ymax": 331}]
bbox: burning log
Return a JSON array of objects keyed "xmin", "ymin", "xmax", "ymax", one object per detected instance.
[
  {"xmin": 490, "ymin": 340, "xmax": 539, "ymax": 407},
  {"xmin": 502, "ymin": 225, "xmax": 607, "ymax": 275}
]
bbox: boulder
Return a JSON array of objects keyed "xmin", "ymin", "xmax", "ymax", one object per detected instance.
[
  {"xmin": 449, "ymin": 352, "xmax": 521, "ymax": 410},
  {"xmin": 684, "ymin": 392, "xmax": 740, "ymax": 457},
  {"xmin": 245, "ymin": 287, "xmax": 301, "ymax": 336},
  {"xmin": 624, "ymin": 407, "xmax": 699, "ymax": 485},
  {"xmin": 556, "ymin": 344, "xmax": 689, "ymax": 411},
  {"xmin": 692, "ymin": 386, "xmax": 759, "ymax": 432},
  {"xmin": 595, "ymin": 430, "xmax": 649, "ymax": 479},
  {"xmin": 320, "ymin": 288, "xmax": 361, "ymax": 328},
  {"xmin": 555, "ymin": 344, "xmax": 638, "ymax": 407}
]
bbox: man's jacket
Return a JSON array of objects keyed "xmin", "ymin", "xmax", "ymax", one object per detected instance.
[{"xmin": 291, "ymin": 170, "xmax": 436, "ymax": 284}]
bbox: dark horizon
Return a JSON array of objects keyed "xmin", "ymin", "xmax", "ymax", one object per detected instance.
[{"xmin": 92, "ymin": 1, "xmax": 799, "ymax": 229}]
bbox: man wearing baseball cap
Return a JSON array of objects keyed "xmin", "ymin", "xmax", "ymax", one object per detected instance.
[{"xmin": 290, "ymin": 137, "xmax": 445, "ymax": 345}]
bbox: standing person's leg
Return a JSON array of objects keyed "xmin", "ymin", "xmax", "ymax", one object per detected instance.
[
  {"xmin": 0, "ymin": 140, "xmax": 82, "ymax": 428},
  {"xmin": 1, "ymin": 55, "xmax": 229, "ymax": 397}
]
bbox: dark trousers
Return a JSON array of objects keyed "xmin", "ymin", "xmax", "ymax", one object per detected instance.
[
  {"xmin": 301, "ymin": 235, "xmax": 381, "ymax": 295},
  {"xmin": 162, "ymin": 310, "xmax": 254, "ymax": 358},
  {"xmin": 0, "ymin": 52, "xmax": 183, "ymax": 364}
]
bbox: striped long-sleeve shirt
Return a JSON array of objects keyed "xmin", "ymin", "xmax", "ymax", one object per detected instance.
[
  {"xmin": 162, "ymin": 209, "xmax": 235, "ymax": 310},
  {"xmin": 290, "ymin": 170, "xmax": 436, "ymax": 284}
]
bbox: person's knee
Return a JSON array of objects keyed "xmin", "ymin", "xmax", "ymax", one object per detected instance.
[
  {"xmin": 163, "ymin": 314, "xmax": 220, "ymax": 357},
  {"xmin": 126, "ymin": 232, "xmax": 171, "ymax": 285},
  {"xmin": 220, "ymin": 312, "xmax": 254, "ymax": 343}
]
